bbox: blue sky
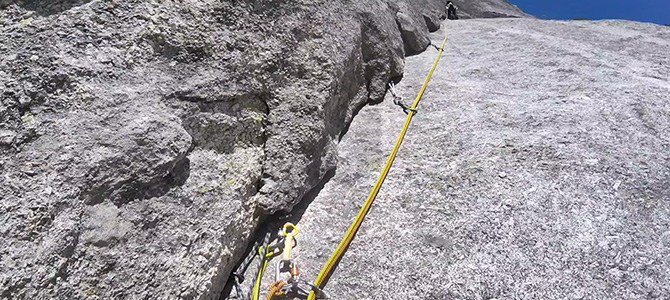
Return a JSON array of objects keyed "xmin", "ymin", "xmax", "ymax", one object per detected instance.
[{"xmin": 508, "ymin": 0, "xmax": 670, "ymax": 25}]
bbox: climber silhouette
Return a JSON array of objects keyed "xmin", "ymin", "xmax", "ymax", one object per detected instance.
[{"xmin": 447, "ymin": 1, "xmax": 458, "ymax": 20}]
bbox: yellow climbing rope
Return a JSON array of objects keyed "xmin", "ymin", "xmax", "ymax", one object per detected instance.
[
  {"xmin": 251, "ymin": 245, "xmax": 276, "ymax": 300},
  {"xmin": 307, "ymin": 28, "xmax": 449, "ymax": 300}
]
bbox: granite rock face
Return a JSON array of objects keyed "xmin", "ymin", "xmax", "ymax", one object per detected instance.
[
  {"xmin": 292, "ymin": 18, "xmax": 670, "ymax": 300},
  {"xmin": 452, "ymin": 0, "xmax": 530, "ymax": 19},
  {"xmin": 0, "ymin": 0, "xmax": 531, "ymax": 299}
]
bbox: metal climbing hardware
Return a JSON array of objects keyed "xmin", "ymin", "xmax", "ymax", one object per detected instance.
[
  {"xmin": 230, "ymin": 223, "xmax": 329, "ymax": 300},
  {"xmin": 388, "ymin": 82, "xmax": 418, "ymax": 115},
  {"xmin": 230, "ymin": 228, "xmax": 286, "ymax": 300},
  {"xmin": 430, "ymin": 42, "xmax": 444, "ymax": 51},
  {"xmin": 268, "ymin": 223, "xmax": 329, "ymax": 300}
]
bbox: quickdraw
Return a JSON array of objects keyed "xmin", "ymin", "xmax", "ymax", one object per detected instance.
[
  {"xmin": 429, "ymin": 42, "xmax": 445, "ymax": 51},
  {"xmin": 388, "ymin": 82, "xmax": 418, "ymax": 115},
  {"xmin": 230, "ymin": 223, "xmax": 328, "ymax": 300}
]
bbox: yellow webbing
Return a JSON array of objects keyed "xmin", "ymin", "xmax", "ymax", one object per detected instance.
[{"xmin": 307, "ymin": 29, "xmax": 449, "ymax": 300}]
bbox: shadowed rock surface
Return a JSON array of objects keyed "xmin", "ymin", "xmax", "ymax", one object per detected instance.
[
  {"xmin": 0, "ymin": 0, "xmax": 532, "ymax": 299},
  {"xmin": 284, "ymin": 19, "xmax": 670, "ymax": 300}
]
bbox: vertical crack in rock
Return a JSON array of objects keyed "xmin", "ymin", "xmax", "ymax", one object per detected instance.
[{"xmin": 220, "ymin": 1, "xmax": 451, "ymax": 297}]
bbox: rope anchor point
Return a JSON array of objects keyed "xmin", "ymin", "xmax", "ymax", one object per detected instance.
[{"xmin": 388, "ymin": 82, "xmax": 418, "ymax": 115}]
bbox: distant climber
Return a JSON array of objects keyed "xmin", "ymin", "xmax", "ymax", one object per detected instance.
[{"xmin": 446, "ymin": 1, "xmax": 458, "ymax": 20}]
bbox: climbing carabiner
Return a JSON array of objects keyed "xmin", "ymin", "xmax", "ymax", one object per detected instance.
[{"xmin": 388, "ymin": 82, "xmax": 418, "ymax": 115}]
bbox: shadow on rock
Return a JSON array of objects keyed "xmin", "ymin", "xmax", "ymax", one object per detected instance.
[{"xmin": 4, "ymin": 0, "xmax": 94, "ymax": 16}]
